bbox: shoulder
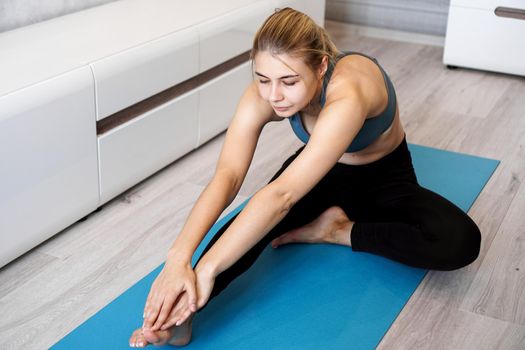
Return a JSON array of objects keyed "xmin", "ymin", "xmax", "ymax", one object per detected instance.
[{"xmin": 324, "ymin": 54, "xmax": 388, "ymax": 114}]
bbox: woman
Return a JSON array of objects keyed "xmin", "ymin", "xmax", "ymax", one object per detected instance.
[{"xmin": 129, "ymin": 7, "xmax": 481, "ymax": 348}]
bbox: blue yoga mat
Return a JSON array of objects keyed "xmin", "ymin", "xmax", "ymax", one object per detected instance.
[{"xmin": 52, "ymin": 144, "xmax": 499, "ymax": 350}]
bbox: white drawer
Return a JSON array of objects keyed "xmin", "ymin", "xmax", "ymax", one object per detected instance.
[
  {"xmin": 444, "ymin": 5, "xmax": 525, "ymax": 76},
  {"xmin": 98, "ymin": 90, "xmax": 199, "ymax": 204},
  {"xmin": 92, "ymin": 27, "xmax": 199, "ymax": 121},
  {"xmin": 197, "ymin": 1, "xmax": 272, "ymax": 72},
  {"xmin": 0, "ymin": 67, "xmax": 99, "ymax": 268},
  {"xmin": 197, "ymin": 62, "xmax": 252, "ymax": 146}
]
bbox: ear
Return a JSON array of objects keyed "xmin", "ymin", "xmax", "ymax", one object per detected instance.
[{"xmin": 319, "ymin": 56, "xmax": 328, "ymax": 78}]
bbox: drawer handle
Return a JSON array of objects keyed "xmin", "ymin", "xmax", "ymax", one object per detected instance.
[{"xmin": 495, "ymin": 6, "xmax": 525, "ymax": 20}]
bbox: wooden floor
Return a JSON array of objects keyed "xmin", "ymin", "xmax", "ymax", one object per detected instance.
[{"xmin": 1, "ymin": 20, "xmax": 524, "ymax": 349}]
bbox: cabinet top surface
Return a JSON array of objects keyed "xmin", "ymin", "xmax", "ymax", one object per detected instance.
[{"xmin": 0, "ymin": 0, "xmax": 262, "ymax": 96}]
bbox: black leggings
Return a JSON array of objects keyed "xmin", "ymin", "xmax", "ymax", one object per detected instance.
[{"xmin": 197, "ymin": 137, "xmax": 481, "ymax": 304}]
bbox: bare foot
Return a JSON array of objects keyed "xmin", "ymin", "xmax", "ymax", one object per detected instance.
[
  {"xmin": 129, "ymin": 315, "xmax": 193, "ymax": 348},
  {"xmin": 271, "ymin": 206, "xmax": 353, "ymax": 248},
  {"xmin": 129, "ymin": 328, "xmax": 148, "ymax": 348}
]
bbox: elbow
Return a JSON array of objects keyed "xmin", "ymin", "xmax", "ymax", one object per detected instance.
[
  {"xmin": 263, "ymin": 183, "xmax": 296, "ymax": 214},
  {"xmin": 281, "ymin": 191, "xmax": 295, "ymax": 212}
]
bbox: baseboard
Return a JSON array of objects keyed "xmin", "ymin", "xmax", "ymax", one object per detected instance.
[{"xmin": 325, "ymin": 20, "xmax": 445, "ymax": 47}]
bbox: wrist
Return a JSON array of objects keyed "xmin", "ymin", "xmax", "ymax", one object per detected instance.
[
  {"xmin": 166, "ymin": 248, "xmax": 192, "ymax": 266},
  {"xmin": 195, "ymin": 257, "xmax": 219, "ymax": 278}
]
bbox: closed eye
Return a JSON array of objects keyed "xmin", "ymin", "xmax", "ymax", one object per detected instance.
[{"xmin": 258, "ymin": 80, "xmax": 297, "ymax": 86}]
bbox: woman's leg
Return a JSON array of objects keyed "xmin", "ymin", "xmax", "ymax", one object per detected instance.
[
  {"xmin": 350, "ymin": 182, "xmax": 481, "ymax": 271},
  {"xmin": 320, "ymin": 137, "xmax": 482, "ymax": 271}
]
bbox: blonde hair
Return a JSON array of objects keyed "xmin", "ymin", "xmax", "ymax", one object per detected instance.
[{"xmin": 251, "ymin": 7, "xmax": 340, "ymax": 73}]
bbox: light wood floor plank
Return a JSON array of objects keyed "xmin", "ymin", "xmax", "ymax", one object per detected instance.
[
  {"xmin": 461, "ymin": 177, "xmax": 525, "ymax": 325},
  {"xmin": 0, "ymin": 250, "xmax": 57, "ymax": 300},
  {"xmin": 378, "ymin": 297, "xmax": 525, "ymax": 349}
]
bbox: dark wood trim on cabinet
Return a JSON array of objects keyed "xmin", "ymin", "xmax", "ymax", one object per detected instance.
[{"xmin": 96, "ymin": 50, "xmax": 252, "ymax": 135}]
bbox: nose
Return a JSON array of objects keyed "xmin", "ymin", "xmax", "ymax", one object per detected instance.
[{"xmin": 269, "ymin": 83, "xmax": 283, "ymax": 103}]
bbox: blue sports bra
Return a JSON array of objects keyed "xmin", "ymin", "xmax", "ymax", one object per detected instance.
[{"xmin": 288, "ymin": 51, "xmax": 397, "ymax": 152}]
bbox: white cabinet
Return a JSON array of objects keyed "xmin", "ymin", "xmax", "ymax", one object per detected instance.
[
  {"xmin": 197, "ymin": 1, "xmax": 273, "ymax": 72},
  {"xmin": 98, "ymin": 90, "xmax": 199, "ymax": 205},
  {"xmin": 197, "ymin": 62, "xmax": 252, "ymax": 146},
  {"xmin": 97, "ymin": 61, "xmax": 252, "ymax": 204},
  {"xmin": 443, "ymin": 0, "xmax": 525, "ymax": 76},
  {"xmin": 0, "ymin": 67, "xmax": 99, "ymax": 268},
  {"xmin": 92, "ymin": 27, "xmax": 200, "ymax": 121}
]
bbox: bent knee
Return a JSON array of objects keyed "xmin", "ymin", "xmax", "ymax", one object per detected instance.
[{"xmin": 433, "ymin": 219, "xmax": 481, "ymax": 271}]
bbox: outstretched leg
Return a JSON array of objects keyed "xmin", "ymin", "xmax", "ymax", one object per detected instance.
[{"xmin": 195, "ymin": 146, "xmax": 342, "ymax": 307}]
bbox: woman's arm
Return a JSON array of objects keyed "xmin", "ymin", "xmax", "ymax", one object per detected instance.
[
  {"xmin": 195, "ymin": 181, "xmax": 292, "ymax": 276},
  {"xmin": 142, "ymin": 171, "xmax": 241, "ymax": 331},
  {"xmin": 165, "ymin": 82, "xmax": 275, "ymax": 263},
  {"xmin": 143, "ymin": 82, "xmax": 275, "ymax": 330},
  {"xmin": 166, "ymin": 172, "xmax": 239, "ymax": 264},
  {"xmin": 194, "ymin": 78, "xmax": 371, "ymax": 307}
]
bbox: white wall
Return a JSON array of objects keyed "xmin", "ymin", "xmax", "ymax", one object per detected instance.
[
  {"xmin": 0, "ymin": 0, "xmax": 119, "ymax": 33},
  {"xmin": 326, "ymin": 0, "xmax": 450, "ymax": 35}
]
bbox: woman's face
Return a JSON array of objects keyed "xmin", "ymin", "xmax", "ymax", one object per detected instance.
[{"xmin": 254, "ymin": 51, "xmax": 321, "ymax": 117}]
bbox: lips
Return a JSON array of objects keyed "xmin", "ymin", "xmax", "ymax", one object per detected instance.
[{"xmin": 273, "ymin": 106, "xmax": 290, "ymax": 112}]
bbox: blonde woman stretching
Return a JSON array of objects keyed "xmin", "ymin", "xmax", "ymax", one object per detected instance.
[{"xmin": 129, "ymin": 8, "xmax": 480, "ymax": 348}]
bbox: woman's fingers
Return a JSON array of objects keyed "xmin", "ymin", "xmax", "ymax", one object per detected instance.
[
  {"xmin": 160, "ymin": 298, "xmax": 194, "ymax": 330},
  {"xmin": 143, "ymin": 290, "xmax": 154, "ymax": 319},
  {"xmin": 184, "ymin": 281, "xmax": 198, "ymax": 312},
  {"xmin": 151, "ymin": 294, "xmax": 177, "ymax": 331},
  {"xmin": 144, "ymin": 289, "xmax": 172, "ymax": 330},
  {"xmin": 160, "ymin": 300, "xmax": 185, "ymax": 330},
  {"xmin": 176, "ymin": 309, "xmax": 193, "ymax": 326},
  {"xmin": 160, "ymin": 313, "xmax": 178, "ymax": 331},
  {"xmin": 141, "ymin": 264, "xmax": 197, "ymax": 331},
  {"xmin": 142, "ymin": 290, "xmax": 156, "ymax": 328},
  {"xmin": 143, "ymin": 295, "xmax": 163, "ymax": 330},
  {"xmin": 143, "ymin": 280, "xmax": 161, "ymax": 321}
]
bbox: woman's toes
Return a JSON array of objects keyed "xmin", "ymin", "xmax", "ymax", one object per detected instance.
[
  {"xmin": 143, "ymin": 328, "xmax": 172, "ymax": 346},
  {"xmin": 129, "ymin": 329, "xmax": 138, "ymax": 347},
  {"xmin": 143, "ymin": 329, "xmax": 160, "ymax": 344},
  {"xmin": 129, "ymin": 328, "xmax": 148, "ymax": 348}
]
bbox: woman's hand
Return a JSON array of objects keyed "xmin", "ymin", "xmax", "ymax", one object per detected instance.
[
  {"xmin": 143, "ymin": 261, "xmax": 197, "ymax": 331},
  {"xmin": 194, "ymin": 261, "xmax": 217, "ymax": 310},
  {"xmin": 155, "ymin": 260, "xmax": 219, "ymax": 331},
  {"xmin": 158, "ymin": 290, "xmax": 194, "ymax": 330}
]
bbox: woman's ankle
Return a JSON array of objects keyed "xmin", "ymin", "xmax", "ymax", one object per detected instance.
[{"xmin": 329, "ymin": 220, "xmax": 353, "ymax": 247}]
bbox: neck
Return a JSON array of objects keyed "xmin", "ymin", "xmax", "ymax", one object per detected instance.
[{"xmin": 301, "ymin": 80, "xmax": 324, "ymax": 115}]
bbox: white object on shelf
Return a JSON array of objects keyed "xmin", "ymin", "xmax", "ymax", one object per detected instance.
[{"xmin": 443, "ymin": 0, "xmax": 525, "ymax": 76}]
